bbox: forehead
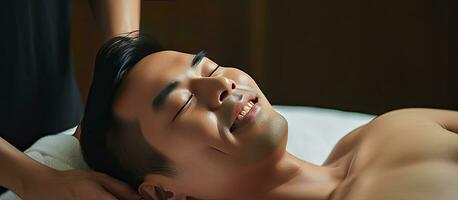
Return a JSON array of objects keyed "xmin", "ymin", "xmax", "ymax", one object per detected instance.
[
  {"xmin": 132, "ymin": 50, "xmax": 194, "ymax": 81},
  {"xmin": 125, "ymin": 50, "xmax": 194, "ymax": 95}
]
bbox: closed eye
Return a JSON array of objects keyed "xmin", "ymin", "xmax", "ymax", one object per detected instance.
[
  {"xmin": 171, "ymin": 65, "xmax": 221, "ymax": 122},
  {"xmin": 208, "ymin": 65, "xmax": 220, "ymax": 77},
  {"xmin": 172, "ymin": 94, "xmax": 193, "ymax": 121}
]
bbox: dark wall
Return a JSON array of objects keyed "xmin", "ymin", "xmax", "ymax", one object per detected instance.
[
  {"xmin": 264, "ymin": 0, "xmax": 452, "ymax": 114},
  {"xmin": 450, "ymin": 0, "xmax": 458, "ymax": 109},
  {"xmin": 141, "ymin": 1, "xmax": 252, "ymax": 70},
  {"xmin": 72, "ymin": 0, "xmax": 455, "ymax": 115}
]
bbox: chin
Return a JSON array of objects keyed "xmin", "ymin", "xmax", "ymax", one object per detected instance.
[
  {"xmin": 270, "ymin": 112, "xmax": 289, "ymax": 149},
  {"xmin": 240, "ymin": 110, "xmax": 288, "ymax": 164}
]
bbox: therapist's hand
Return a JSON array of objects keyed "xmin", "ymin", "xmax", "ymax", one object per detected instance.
[{"xmin": 20, "ymin": 168, "xmax": 141, "ymax": 200}]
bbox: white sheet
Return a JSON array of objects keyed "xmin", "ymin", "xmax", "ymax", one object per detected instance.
[{"xmin": 274, "ymin": 106, "xmax": 375, "ymax": 165}]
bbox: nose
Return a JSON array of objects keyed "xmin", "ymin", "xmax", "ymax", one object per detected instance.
[{"xmin": 190, "ymin": 76, "xmax": 237, "ymax": 109}]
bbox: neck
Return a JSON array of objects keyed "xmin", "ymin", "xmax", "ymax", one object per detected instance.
[{"xmin": 240, "ymin": 151, "xmax": 347, "ymax": 200}]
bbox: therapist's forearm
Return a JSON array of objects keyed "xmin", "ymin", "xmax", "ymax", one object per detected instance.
[
  {"xmin": 0, "ymin": 137, "xmax": 141, "ymax": 199},
  {"xmin": 88, "ymin": 0, "xmax": 141, "ymax": 41},
  {"xmin": 0, "ymin": 137, "xmax": 45, "ymax": 195}
]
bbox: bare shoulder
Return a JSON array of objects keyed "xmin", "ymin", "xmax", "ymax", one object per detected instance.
[
  {"xmin": 372, "ymin": 108, "xmax": 458, "ymax": 129},
  {"xmin": 324, "ymin": 108, "xmax": 458, "ymax": 166},
  {"xmin": 331, "ymin": 109, "xmax": 458, "ymax": 200},
  {"xmin": 360, "ymin": 108, "xmax": 458, "ymax": 164},
  {"xmin": 365, "ymin": 108, "xmax": 458, "ymax": 135}
]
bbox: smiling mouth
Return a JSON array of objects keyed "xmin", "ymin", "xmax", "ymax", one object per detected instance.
[{"xmin": 230, "ymin": 97, "xmax": 259, "ymax": 133}]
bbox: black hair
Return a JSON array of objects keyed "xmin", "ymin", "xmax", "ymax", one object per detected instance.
[{"xmin": 80, "ymin": 33, "xmax": 172, "ymax": 189}]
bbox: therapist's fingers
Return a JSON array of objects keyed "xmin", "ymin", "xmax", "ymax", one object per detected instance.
[
  {"xmin": 94, "ymin": 188, "xmax": 119, "ymax": 200},
  {"xmin": 94, "ymin": 172, "xmax": 141, "ymax": 200}
]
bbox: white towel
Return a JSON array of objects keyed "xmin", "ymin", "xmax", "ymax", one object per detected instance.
[{"xmin": 0, "ymin": 131, "xmax": 89, "ymax": 200}]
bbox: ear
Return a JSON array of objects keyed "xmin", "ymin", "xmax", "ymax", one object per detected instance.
[
  {"xmin": 138, "ymin": 174, "xmax": 184, "ymax": 200},
  {"xmin": 139, "ymin": 183, "xmax": 174, "ymax": 200}
]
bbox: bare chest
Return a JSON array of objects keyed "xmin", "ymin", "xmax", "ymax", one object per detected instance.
[{"xmin": 330, "ymin": 120, "xmax": 458, "ymax": 200}]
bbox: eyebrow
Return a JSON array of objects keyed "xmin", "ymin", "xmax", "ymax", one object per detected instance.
[{"xmin": 152, "ymin": 52, "xmax": 206, "ymax": 110}]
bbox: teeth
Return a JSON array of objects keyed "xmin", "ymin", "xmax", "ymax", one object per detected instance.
[{"xmin": 236, "ymin": 101, "xmax": 255, "ymax": 121}]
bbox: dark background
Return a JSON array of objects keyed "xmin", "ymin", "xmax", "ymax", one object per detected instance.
[{"xmin": 71, "ymin": 0, "xmax": 456, "ymax": 115}]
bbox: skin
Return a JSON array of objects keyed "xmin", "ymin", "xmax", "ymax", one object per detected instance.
[
  {"xmin": 327, "ymin": 109, "xmax": 458, "ymax": 200},
  {"xmin": 105, "ymin": 50, "xmax": 458, "ymax": 200}
]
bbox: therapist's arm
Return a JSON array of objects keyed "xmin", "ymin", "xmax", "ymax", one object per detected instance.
[
  {"xmin": 88, "ymin": 0, "xmax": 141, "ymax": 41},
  {"xmin": 0, "ymin": 137, "xmax": 140, "ymax": 200}
]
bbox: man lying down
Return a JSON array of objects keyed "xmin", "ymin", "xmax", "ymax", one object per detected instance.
[
  {"xmin": 6, "ymin": 34, "xmax": 458, "ymax": 200},
  {"xmin": 79, "ymin": 34, "xmax": 458, "ymax": 200}
]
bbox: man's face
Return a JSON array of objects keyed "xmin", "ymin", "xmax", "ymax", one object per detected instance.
[{"xmin": 114, "ymin": 51, "xmax": 287, "ymax": 199}]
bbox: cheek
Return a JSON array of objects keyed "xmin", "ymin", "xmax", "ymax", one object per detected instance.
[
  {"xmin": 177, "ymin": 110, "xmax": 220, "ymax": 143},
  {"xmin": 165, "ymin": 112, "xmax": 219, "ymax": 159}
]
